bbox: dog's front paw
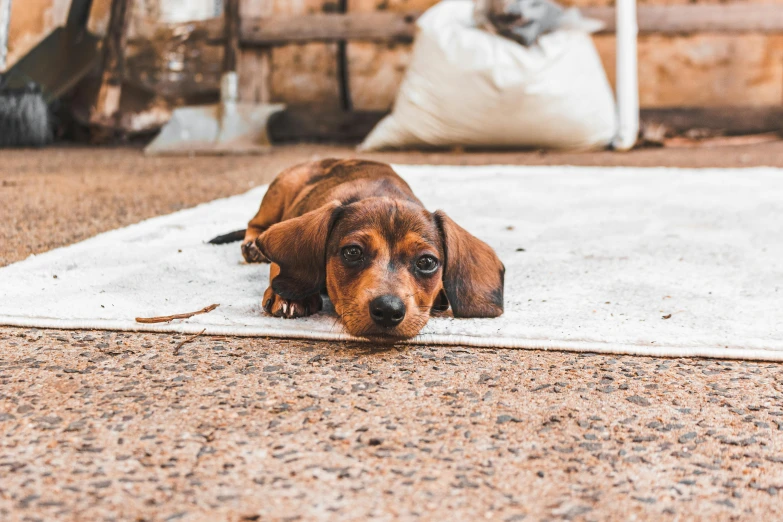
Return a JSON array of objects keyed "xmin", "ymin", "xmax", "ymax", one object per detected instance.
[
  {"xmin": 242, "ymin": 240, "xmax": 269, "ymax": 264},
  {"xmin": 263, "ymin": 287, "xmax": 322, "ymax": 318}
]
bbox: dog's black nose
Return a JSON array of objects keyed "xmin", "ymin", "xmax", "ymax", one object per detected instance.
[{"xmin": 369, "ymin": 295, "xmax": 406, "ymax": 328}]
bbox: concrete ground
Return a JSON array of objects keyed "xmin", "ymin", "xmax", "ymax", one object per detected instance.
[{"xmin": 1, "ymin": 144, "xmax": 783, "ymax": 521}]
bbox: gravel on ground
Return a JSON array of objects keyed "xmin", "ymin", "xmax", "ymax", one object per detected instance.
[{"xmin": 1, "ymin": 144, "xmax": 783, "ymax": 521}]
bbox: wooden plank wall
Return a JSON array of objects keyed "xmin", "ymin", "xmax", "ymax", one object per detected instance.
[
  {"xmin": 4, "ymin": 0, "xmax": 783, "ymax": 109},
  {"xmin": 263, "ymin": 0, "xmax": 342, "ymax": 111},
  {"xmin": 341, "ymin": 0, "xmax": 783, "ymax": 109}
]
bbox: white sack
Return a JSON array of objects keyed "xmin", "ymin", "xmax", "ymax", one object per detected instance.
[{"xmin": 359, "ymin": 0, "xmax": 617, "ymax": 151}]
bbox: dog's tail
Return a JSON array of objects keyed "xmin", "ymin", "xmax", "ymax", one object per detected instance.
[{"xmin": 208, "ymin": 229, "xmax": 247, "ymax": 245}]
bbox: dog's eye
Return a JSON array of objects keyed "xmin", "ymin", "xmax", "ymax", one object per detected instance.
[
  {"xmin": 416, "ymin": 255, "xmax": 439, "ymax": 273},
  {"xmin": 342, "ymin": 245, "xmax": 363, "ymax": 263}
]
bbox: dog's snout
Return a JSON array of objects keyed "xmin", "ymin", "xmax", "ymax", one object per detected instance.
[{"xmin": 369, "ymin": 295, "xmax": 406, "ymax": 328}]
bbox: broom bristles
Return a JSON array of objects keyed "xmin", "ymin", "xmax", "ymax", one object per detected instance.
[{"xmin": 0, "ymin": 82, "xmax": 52, "ymax": 147}]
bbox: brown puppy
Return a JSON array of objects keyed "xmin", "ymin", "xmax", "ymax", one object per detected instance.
[{"xmin": 214, "ymin": 159, "xmax": 504, "ymax": 341}]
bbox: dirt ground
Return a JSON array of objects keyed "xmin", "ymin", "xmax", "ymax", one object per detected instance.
[{"xmin": 1, "ymin": 144, "xmax": 783, "ymax": 521}]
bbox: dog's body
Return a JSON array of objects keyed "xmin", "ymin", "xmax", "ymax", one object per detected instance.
[{"xmin": 215, "ymin": 159, "xmax": 504, "ymax": 341}]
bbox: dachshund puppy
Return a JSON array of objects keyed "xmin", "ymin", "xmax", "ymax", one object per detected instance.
[{"xmin": 211, "ymin": 159, "xmax": 504, "ymax": 341}]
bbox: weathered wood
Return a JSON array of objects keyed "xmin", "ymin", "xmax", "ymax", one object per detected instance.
[
  {"xmin": 268, "ymin": 106, "xmax": 783, "ymax": 143},
  {"xmin": 264, "ymin": 1, "xmax": 341, "ymax": 109},
  {"xmin": 336, "ymin": 0, "xmax": 352, "ymax": 111},
  {"xmin": 346, "ymin": 42, "xmax": 410, "ymax": 111},
  {"xmin": 156, "ymin": 3, "xmax": 783, "ymax": 47},
  {"xmin": 583, "ymin": 4, "xmax": 783, "ymax": 34},
  {"xmin": 268, "ymin": 109, "xmax": 385, "ymax": 142},
  {"xmin": 593, "ymin": 33, "xmax": 783, "ymax": 108},
  {"xmin": 269, "ymin": 43, "xmax": 341, "ymax": 110},
  {"xmin": 97, "ymin": 0, "xmax": 129, "ymax": 88},
  {"xmin": 239, "ymin": 48, "xmax": 272, "ymax": 103},
  {"xmin": 238, "ymin": 0, "xmax": 272, "ymax": 103},
  {"xmin": 207, "ymin": 3, "xmax": 783, "ymax": 46},
  {"xmin": 199, "ymin": 11, "xmax": 422, "ymax": 45},
  {"xmin": 223, "ymin": 0, "xmax": 240, "ymax": 73},
  {"xmin": 642, "ymin": 107, "xmax": 783, "ymax": 135},
  {"xmin": 241, "ymin": 11, "xmax": 420, "ymax": 45},
  {"xmin": 91, "ymin": 0, "xmax": 130, "ymax": 125}
]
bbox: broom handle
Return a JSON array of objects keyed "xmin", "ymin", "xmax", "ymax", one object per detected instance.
[
  {"xmin": 224, "ymin": 0, "xmax": 240, "ymax": 75},
  {"xmin": 101, "ymin": 0, "xmax": 130, "ymax": 84},
  {"xmin": 66, "ymin": 0, "xmax": 95, "ymax": 30}
]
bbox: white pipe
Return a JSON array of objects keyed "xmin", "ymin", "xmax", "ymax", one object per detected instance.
[
  {"xmin": 0, "ymin": 0, "xmax": 11, "ymax": 72},
  {"xmin": 613, "ymin": 0, "xmax": 639, "ymax": 151}
]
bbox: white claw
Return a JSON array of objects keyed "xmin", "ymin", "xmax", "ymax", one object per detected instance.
[{"xmin": 281, "ymin": 302, "xmax": 288, "ymax": 315}]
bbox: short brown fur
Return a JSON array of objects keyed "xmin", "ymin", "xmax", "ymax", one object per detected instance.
[{"xmin": 238, "ymin": 159, "xmax": 504, "ymax": 341}]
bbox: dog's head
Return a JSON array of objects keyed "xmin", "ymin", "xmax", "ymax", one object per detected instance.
[{"xmin": 257, "ymin": 198, "xmax": 504, "ymax": 341}]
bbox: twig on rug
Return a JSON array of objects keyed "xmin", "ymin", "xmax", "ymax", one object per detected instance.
[
  {"xmin": 173, "ymin": 329, "xmax": 207, "ymax": 356},
  {"xmin": 135, "ymin": 304, "xmax": 220, "ymax": 324}
]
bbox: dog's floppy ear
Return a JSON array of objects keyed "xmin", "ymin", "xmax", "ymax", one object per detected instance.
[
  {"xmin": 256, "ymin": 201, "xmax": 342, "ymax": 300},
  {"xmin": 434, "ymin": 211, "xmax": 505, "ymax": 318}
]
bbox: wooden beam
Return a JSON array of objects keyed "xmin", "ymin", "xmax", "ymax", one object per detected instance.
[
  {"xmin": 641, "ymin": 107, "xmax": 783, "ymax": 136},
  {"xmin": 269, "ymin": 109, "xmax": 386, "ymax": 143},
  {"xmin": 175, "ymin": 4, "xmax": 783, "ymax": 47},
  {"xmin": 268, "ymin": 107, "xmax": 783, "ymax": 143},
  {"xmin": 241, "ymin": 11, "xmax": 420, "ymax": 46},
  {"xmin": 233, "ymin": 3, "xmax": 783, "ymax": 46},
  {"xmin": 584, "ymin": 4, "xmax": 783, "ymax": 34}
]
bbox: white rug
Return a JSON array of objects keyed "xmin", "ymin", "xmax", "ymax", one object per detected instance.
[{"xmin": 1, "ymin": 165, "xmax": 782, "ymax": 360}]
